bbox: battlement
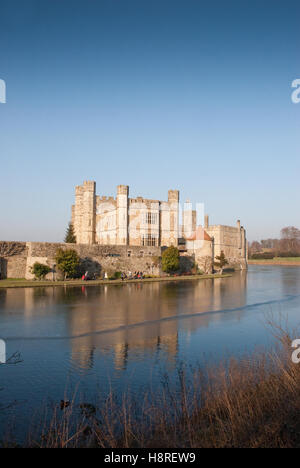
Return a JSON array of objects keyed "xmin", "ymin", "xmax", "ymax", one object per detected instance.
[
  {"xmin": 83, "ymin": 180, "xmax": 96, "ymax": 190},
  {"xmin": 75, "ymin": 180, "xmax": 96, "ymax": 194},
  {"xmin": 97, "ymin": 195, "xmax": 116, "ymax": 203},
  {"xmin": 117, "ymin": 185, "xmax": 129, "ymax": 196},
  {"xmin": 168, "ymin": 189, "xmax": 179, "ymax": 202}
]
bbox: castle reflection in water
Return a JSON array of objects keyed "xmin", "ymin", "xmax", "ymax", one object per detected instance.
[{"xmin": 1, "ymin": 274, "xmax": 247, "ymax": 371}]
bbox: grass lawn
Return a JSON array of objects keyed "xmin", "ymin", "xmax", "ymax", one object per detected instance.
[
  {"xmin": 275, "ymin": 257, "xmax": 300, "ymax": 262},
  {"xmin": 249, "ymin": 257, "xmax": 300, "ymax": 264},
  {"xmin": 0, "ymin": 273, "xmax": 231, "ymax": 289}
]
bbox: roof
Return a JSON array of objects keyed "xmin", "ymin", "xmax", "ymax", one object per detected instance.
[{"xmin": 185, "ymin": 226, "xmax": 212, "ymax": 242}]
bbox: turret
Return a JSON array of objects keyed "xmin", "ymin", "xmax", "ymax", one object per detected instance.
[
  {"xmin": 117, "ymin": 185, "xmax": 129, "ymax": 245},
  {"xmin": 167, "ymin": 189, "xmax": 180, "ymax": 246},
  {"xmin": 73, "ymin": 180, "xmax": 96, "ymax": 244}
]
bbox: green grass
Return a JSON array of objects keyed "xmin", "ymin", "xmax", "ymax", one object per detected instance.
[
  {"xmin": 249, "ymin": 257, "xmax": 300, "ymax": 264},
  {"xmin": 2, "ymin": 278, "xmax": 27, "ymax": 281},
  {"xmin": 275, "ymin": 257, "xmax": 300, "ymax": 262},
  {"xmin": 0, "ymin": 273, "xmax": 231, "ymax": 289}
]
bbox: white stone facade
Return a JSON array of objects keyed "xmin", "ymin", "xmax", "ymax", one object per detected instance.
[
  {"xmin": 72, "ymin": 181, "xmax": 180, "ymax": 247},
  {"xmin": 71, "ymin": 181, "xmax": 248, "ymax": 270}
]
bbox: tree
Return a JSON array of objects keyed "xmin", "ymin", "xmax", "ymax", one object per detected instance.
[
  {"xmin": 162, "ymin": 246, "xmax": 180, "ymax": 273},
  {"xmin": 214, "ymin": 251, "xmax": 228, "ymax": 274},
  {"xmin": 198, "ymin": 256, "xmax": 213, "ymax": 274},
  {"xmin": 31, "ymin": 262, "xmax": 51, "ymax": 280},
  {"xmin": 281, "ymin": 226, "xmax": 300, "ymax": 240},
  {"xmin": 0, "ymin": 242, "xmax": 25, "ymax": 257},
  {"xmin": 64, "ymin": 223, "xmax": 77, "ymax": 243},
  {"xmin": 250, "ymin": 241, "xmax": 262, "ymax": 253},
  {"xmin": 55, "ymin": 248, "xmax": 80, "ymax": 279},
  {"xmin": 280, "ymin": 226, "xmax": 300, "ymax": 253}
]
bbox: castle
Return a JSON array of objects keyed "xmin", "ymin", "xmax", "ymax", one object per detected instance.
[
  {"xmin": 0, "ymin": 181, "xmax": 247, "ymax": 281},
  {"xmin": 71, "ymin": 181, "xmax": 248, "ymax": 271}
]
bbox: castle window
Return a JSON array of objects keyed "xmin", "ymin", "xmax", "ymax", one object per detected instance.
[
  {"xmin": 142, "ymin": 234, "xmax": 158, "ymax": 247},
  {"xmin": 144, "ymin": 212, "xmax": 158, "ymax": 225},
  {"xmin": 127, "ymin": 250, "xmax": 132, "ymax": 257}
]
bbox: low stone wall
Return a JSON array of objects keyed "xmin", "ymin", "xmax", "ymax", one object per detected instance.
[
  {"xmin": 0, "ymin": 241, "xmax": 162, "ymax": 279},
  {"xmin": 0, "ymin": 242, "xmax": 28, "ymax": 279},
  {"xmin": 0, "ymin": 239, "xmax": 246, "ymax": 280}
]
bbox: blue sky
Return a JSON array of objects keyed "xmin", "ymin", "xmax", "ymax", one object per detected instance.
[{"xmin": 0, "ymin": 0, "xmax": 299, "ymax": 242}]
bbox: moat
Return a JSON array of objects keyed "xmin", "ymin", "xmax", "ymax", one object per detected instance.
[{"xmin": 1, "ymin": 265, "xmax": 300, "ymax": 441}]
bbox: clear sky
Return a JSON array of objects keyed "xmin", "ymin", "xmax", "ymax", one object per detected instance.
[{"xmin": 0, "ymin": 0, "xmax": 299, "ymax": 242}]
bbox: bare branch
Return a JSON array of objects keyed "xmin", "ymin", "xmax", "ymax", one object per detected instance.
[{"xmin": 0, "ymin": 242, "xmax": 25, "ymax": 258}]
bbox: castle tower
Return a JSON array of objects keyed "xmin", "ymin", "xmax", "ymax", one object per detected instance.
[
  {"xmin": 241, "ymin": 226, "xmax": 247, "ymax": 259},
  {"xmin": 74, "ymin": 180, "xmax": 96, "ymax": 244},
  {"xmin": 117, "ymin": 185, "xmax": 129, "ymax": 245},
  {"xmin": 168, "ymin": 189, "xmax": 180, "ymax": 246},
  {"xmin": 237, "ymin": 219, "xmax": 242, "ymax": 250}
]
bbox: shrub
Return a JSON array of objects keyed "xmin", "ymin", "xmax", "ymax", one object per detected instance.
[
  {"xmin": 276, "ymin": 251, "xmax": 300, "ymax": 258},
  {"xmin": 31, "ymin": 262, "xmax": 51, "ymax": 280},
  {"xmin": 108, "ymin": 271, "xmax": 122, "ymax": 280},
  {"xmin": 55, "ymin": 248, "xmax": 80, "ymax": 279},
  {"xmin": 250, "ymin": 252, "xmax": 275, "ymax": 260},
  {"xmin": 162, "ymin": 246, "xmax": 180, "ymax": 273}
]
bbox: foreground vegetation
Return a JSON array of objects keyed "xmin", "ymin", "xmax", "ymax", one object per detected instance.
[{"xmin": 2, "ymin": 324, "xmax": 300, "ymax": 448}]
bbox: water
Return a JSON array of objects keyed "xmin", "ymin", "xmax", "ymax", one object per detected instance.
[{"xmin": 0, "ymin": 265, "xmax": 300, "ymax": 440}]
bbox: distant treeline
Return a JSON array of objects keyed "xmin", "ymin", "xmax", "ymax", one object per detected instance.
[{"xmin": 249, "ymin": 226, "xmax": 300, "ymax": 259}]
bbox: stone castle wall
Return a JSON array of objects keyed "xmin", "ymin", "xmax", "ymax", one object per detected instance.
[
  {"xmin": 0, "ymin": 242, "xmax": 28, "ymax": 279},
  {"xmin": 0, "ymin": 241, "xmax": 162, "ymax": 280},
  {"xmin": 206, "ymin": 222, "xmax": 247, "ymax": 270}
]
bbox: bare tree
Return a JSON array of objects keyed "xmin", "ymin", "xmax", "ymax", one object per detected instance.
[
  {"xmin": 249, "ymin": 241, "xmax": 262, "ymax": 255},
  {"xmin": 281, "ymin": 226, "xmax": 300, "ymax": 239},
  {"xmin": 198, "ymin": 256, "xmax": 213, "ymax": 274},
  {"xmin": 0, "ymin": 242, "xmax": 25, "ymax": 258},
  {"xmin": 280, "ymin": 227, "xmax": 300, "ymax": 252}
]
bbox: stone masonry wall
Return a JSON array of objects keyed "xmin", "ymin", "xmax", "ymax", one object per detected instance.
[
  {"xmin": 0, "ymin": 242, "xmax": 28, "ymax": 279},
  {"xmin": 0, "ymin": 241, "xmax": 162, "ymax": 279}
]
